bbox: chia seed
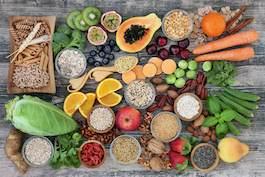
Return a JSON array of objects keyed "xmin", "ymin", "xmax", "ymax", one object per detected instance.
[{"xmin": 193, "ymin": 145, "xmax": 217, "ymax": 169}]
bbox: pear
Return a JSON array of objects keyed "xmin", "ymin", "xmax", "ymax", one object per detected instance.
[{"xmin": 218, "ymin": 137, "xmax": 249, "ymax": 163}]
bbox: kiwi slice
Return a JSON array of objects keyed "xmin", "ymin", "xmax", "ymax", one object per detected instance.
[
  {"xmin": 82, "ymin": 6, "xmax": 101, "ymax": 26},
  {"xmin": 66, "ymin": 10, "xmax": 81, "ymax": 29},
  {"xmin": 74, "ymin": 14, "xmax": 90, "ymax": 31}
]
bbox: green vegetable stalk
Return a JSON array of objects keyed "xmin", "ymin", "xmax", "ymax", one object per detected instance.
[{"xmin": 5, "ymin": 96, "xmax": 78, "ymax": 136}]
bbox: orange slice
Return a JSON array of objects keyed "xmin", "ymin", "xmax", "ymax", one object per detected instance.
[
  {"xmin": 96, "ymin": 78, "xmax": 123, "ymax": 98},
  {"xmin": 79, "ymin": 93, "xmax": 96, "ymax": 118},
  {"xmin": 64, "ymin": 92, "xmax": 87, "ymax": 116},
  {"xmin": 148, "ymin": 57, "xmax": 163, "ymax": 75},
  {"xmin": 97, "ymin": 92, "xmax": 122, "ymax": 107}
]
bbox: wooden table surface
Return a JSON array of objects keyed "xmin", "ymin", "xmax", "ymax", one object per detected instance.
[{"xmin": 1, "ymin": 0, "xmax": 265, "ymax": 177}]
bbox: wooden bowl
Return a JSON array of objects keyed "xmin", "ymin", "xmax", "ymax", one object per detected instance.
[
  {"xmin": 87, "ymin": 105, "xmax": 115, "ymax": 133},
  {"xmin": 78, "ymin": 140, "xmax": 106, "ymax": 168},
  {"xmin": 174, "ymin": 93, "xmax": 203, "ymax": 121},
  {"xmin": 190, "ymin": 143, "xmax": 219, "ymax": 173}
]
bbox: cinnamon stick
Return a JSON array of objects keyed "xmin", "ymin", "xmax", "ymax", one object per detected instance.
[
  {"xmin": 227, "ymin": 17, "xmax": 254, "ymax": 34},
  {"xmin": 226, "ymin": 5, "xmax": 247, "ymax": 31}
]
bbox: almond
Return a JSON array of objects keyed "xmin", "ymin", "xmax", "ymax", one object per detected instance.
[
  {"xmin": 193, "ymin": 114, "xmax": 205, "ymax": 127},
  {"xmin": 156, "ymin": 84, "xmax": 169, "ymax": 93},
  {"xmin": 167, "ymin": 90, "xmax": 178, "ymax": 99},
  {"xmin": 151, "ymin": 77, "xmax": 164, "ymax": 85}
]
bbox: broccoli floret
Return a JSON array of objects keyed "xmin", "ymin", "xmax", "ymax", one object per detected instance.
[{"xmin": 56, "ymin": 24, "xmax": 72, "ymax": 35}]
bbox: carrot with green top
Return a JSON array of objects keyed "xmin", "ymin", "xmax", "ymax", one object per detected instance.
[{"xmin": 193, "ymin": 30, "xmax": 259, "ymax": 55}]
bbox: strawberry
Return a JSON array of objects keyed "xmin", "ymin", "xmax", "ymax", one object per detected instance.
[
  {"xmin": 168, "ymin": 150, "xmax": 188, "ymax": 171},
  {"xmin": 169, "ymin": 137, "xmax": 191, "ymax": 155}
]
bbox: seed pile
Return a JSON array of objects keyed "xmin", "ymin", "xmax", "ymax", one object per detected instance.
[
  {"xmin": 193, "ymin": 145, "xmax": 217, "ymax": 169},
  {"xmin": 125, "ymin": 80, "xmax": 155, "ymax": 108},
  {"xmin": 124, "ymin": 25, "xmax": 148, "ymax": 44},
  {"xmin": 89, "ymin": 107, "xmax": 113, "ymax": 131},
  {"xmin": 112, "ymin": 136, "xmax": 139, "ymax": 163},
  {"xmin": 13, "ymin": 64, "xmax": 49, "ymax": 88},
  {"xmin": 24, "ymin": 137, "xmax": 52, "ymax": 166}
]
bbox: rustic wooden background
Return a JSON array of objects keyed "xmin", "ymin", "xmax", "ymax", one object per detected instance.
[{"xmin": 0, "ymin": 0, "xmax": 265, "ymax": 176}]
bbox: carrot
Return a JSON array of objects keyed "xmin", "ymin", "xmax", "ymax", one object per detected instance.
[
  {"xmin": 132, "ymin": 65, "xmax": 146, "ymax": 80},
  {"xmin": 122, "ymin": 70, "xmax": 136, "ymax": 84},
  {"xmin": 143, "ymin": 63, "xmax": 157, "ymax": 77},
  {"xmin": 195, "ymin": 47, "xmax": 255, "ymax": 62},
  {"xmin": 193, "ymin": 30, "xmax": 259, "ymax": 55},
  {"xmin": 148, "ymin": 57, "xmax": 163, "ymax": 75},
  {"xmin": 161, "ymin": 59, "xmax": 176, "ymax": 74}
]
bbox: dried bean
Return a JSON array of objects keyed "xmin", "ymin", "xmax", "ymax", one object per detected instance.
[
  {"xmin": 201, "ymin": 126, "xmax": 209, "ymax": 134},
  {"xmin": 196, "ymin": 84, "xmax": 203, "ymax": 96},
  {"xmin": 202, "ymin": 136, "xmax": 210, "ymax": 142},
  {"xmin": 211, "ymin": 133, "xmax": 216, "ymax": 141},
  {"xmin": 187, "ymin": 126, "xmax": 194, "ymax": 133}
]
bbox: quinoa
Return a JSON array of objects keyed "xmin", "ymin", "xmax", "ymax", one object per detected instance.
[
  {"xmin": 89, "ymin": 107, "xmax": 113, "ymax": 131},
  {"xmin": 112, "ymin": 136, "xmax": 139, "ymax": 163},
  {"xmin": 125, "ymin": 80, "xmax": 155, "ymax": 108},
  {"xmin": 24, "ymin": 137, "xmax": 52, "ymax": 166}
]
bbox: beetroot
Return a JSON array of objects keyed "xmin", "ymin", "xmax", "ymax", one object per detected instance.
[
  {"xmin": 146, "ymin": 44, "xmax": 157, "ymax": 55},
  {"xmin": 180, "ymin": 49, "xmax": 191, "ymax": 59},
  {"xmin": 156, "ymin": 36, "xmax": 168, "ymax": 47},
  {"xmin": 178, "ymin": 38, "xmax": 190, "ymax": 49},
  {"xmin": 169, "ymin": 45, "xmax": 181, "ymax": 55},
  {"xmin": 158, "ymin": 48, "xmax": 169, "ymax": 60}
]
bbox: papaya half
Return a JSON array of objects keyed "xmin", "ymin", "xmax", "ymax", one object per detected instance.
[{"xmin": 116, "ymin": 13, "xmax": 161, "ymax": 53}]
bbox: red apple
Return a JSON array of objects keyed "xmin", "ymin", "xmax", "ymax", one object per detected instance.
[{"xmin": 115, "ymin": 106, "xmax": 141, "ymax": 131}]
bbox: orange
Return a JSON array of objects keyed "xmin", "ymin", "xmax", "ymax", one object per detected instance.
[
  {"xmin": 96, "ymin": 78, "xmax": 123, "ymax": 98},
  {"xmin": 97, "ymin": 92, "xmax": 122, "ymax": 107},
  {"xmin": 201, "ymin": 12, "xmax": 226, "ymax": 37},
  {"xmin": 79, "ymin": 93, "xmax": 96, "ymax": 118},
  {"xmin": 64, "ymin": 92, "xmax": 87, "ymax": 116}
]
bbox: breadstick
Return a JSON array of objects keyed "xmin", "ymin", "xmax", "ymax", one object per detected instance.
[
  {"xmin": 25, "ymin": 57, "xmax": 40, "ymax": 65},
  {"xmin": 43, "ymin": 54, "xmax": 49, "ymax": 71},
  {"xmin": 39, "ymin": 51, "xmax": 45, "ymax": 68}
]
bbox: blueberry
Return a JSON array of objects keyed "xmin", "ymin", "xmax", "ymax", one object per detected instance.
[
  {"xmin": 107, "ymin": 53, "xmax": 115, "ymax": 60},
  {"xmin": 109, "ymin": 39, "xmax": 116, "ymax": 47},
  {"xmin": 98, "ymin": 51, "xmax": 106, "ymax": 58},
  {"xmin": 103, "ymin": 45, "xmax": 112, "ymax": 54},
  {"xmin": 94, "ymin": 61, "xmax": 101, "ymax": 67},
  {"xmin": 89, "ymin": 50, "xmax": 97, "ymax": 56},
  {"xmin": 87, "ymin": 57, "xmax": 95, "ymax": 65},
  {"xmin": 96, "ymin": 45, "xmax": 104, "ymax": 51},
  {"xmin": 102, "ymin": 58, "xmax": 110, "ymax": 65},
  {"xmin": 112, "ymin": 45, "xmax": 120, "ymax": 52}
]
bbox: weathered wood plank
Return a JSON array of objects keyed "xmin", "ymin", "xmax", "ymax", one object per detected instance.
[{"xmin": 0, "ymin": 0, "xmax": 265, "ymax": 177}]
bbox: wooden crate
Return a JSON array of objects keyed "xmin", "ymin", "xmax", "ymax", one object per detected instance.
[{"xmin": 7, "ymin": 16, "xmax": 56, "ymax": 94}]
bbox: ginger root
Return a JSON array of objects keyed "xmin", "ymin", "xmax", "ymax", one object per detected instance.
[{"xmin": 5, "ymin": 128, "xmax": 28, "ymax": 174}]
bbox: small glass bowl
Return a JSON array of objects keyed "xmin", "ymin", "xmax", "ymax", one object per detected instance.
[
  {"xmin": 151, "ymin": 111, "xmax": 182, "ymax": 143},
  {"xmin": 22, "ymin": 136, "xmax": 54, "ymax": 167},
  {"xmin": 78, "ymin": 140, "xmax": 106, "ymax": 168},
  {"xmin": 162, "ymin": 9, "xmax": 194, "ymax": 41},
  {"xmin": 55, "ymin": 48, "xmax": 87, "ymax": 79},
  {"xmin": 124, "ymin": 80, "xmax": 156, "ymax": 110},
  {"xmin": 110, "ymin": 135, "xmax": 142, "ymax": 165}
]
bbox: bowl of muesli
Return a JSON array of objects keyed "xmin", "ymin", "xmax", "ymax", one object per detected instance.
[{"xmin": 124, "ymin": 80, "xmax": 156, "ymax": 109}]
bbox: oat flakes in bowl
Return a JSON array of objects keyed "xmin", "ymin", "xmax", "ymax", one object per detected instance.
[
  {"xmin": 162, "ymin": 9, "xmax": 193, "ymax": 41},
  {"xmin": 124, "ymin": 80, "xmax": 156, "ymax": 109},
  {"xmin": 110, "ymin": 135, "xmax": 141, "ymax": 164}
]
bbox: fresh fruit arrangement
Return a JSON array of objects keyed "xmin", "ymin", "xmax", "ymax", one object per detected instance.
[{"xmin": 5, "ymin": 4, "xmax": 261, "ymax": 175}]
